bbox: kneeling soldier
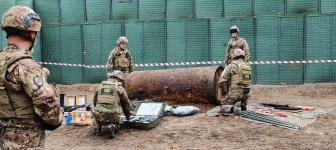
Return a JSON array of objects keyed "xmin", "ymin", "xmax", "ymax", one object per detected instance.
[
  {"xmin": 218, "ymin": 49, "xmax": 252, "ymax": 115},
  {"xmin": 91, "ymin": 70, "xmax": 131, "ymax": 138}
]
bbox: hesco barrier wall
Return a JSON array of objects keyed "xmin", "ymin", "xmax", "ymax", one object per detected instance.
[{"xmin": 0, "ymin": 0, "xmax": 336, "ymax": 85}]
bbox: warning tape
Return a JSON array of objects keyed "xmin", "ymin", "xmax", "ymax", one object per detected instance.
[{"xmin": 38, "ymin": 60, "xmax": 336, "ymax": 68}]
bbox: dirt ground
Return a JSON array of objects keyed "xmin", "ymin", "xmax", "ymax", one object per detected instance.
[{"xmin": 46, "ymin": 83, "xmax": 336, "ymax": 150}]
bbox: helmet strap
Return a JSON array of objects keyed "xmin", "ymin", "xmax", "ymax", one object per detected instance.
[{"xmin": 28, "ymin": 32, "xmax": 37, "ymax": 51}]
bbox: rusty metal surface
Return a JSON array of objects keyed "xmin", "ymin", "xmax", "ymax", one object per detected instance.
[{"xmin": 125, "ymin": 66, "xmax": 224, "ymax": 105}]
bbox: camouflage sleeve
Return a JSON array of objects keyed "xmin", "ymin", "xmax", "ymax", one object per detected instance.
[
  {"xmin": 128, "ymin": 52, "xmax": 134, "ymax": 72},
  {"xmin": 225, "ymin": 40, "xmax": 231, "ymax": 66},
  {"xmin": 118, "ymin": 87, "xmax": 131, "ymax": 119},
  {"xmin": 17, "ymin": 59, "xmax": 62, "ymax": 125},
  {"xmin": 106, "ymin": 49, "xmax": 115, "ymax": 73},
  {"xmin": 242, "ymin": 38, "xmax": 250, "ymax": 61},
  {"xmin": 93, "ymin": 85, "xmax": 99, "ymax": 107},
  {"xmin": 218, "ymin": 65, "xmax": 232, "ymax": 93}
]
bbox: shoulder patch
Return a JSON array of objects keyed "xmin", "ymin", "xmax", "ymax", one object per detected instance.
[{"xmin": 33, "ymin": 76, "xmax": 44, "ymax": 86}]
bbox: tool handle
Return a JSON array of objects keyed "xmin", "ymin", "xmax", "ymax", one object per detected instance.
[{"xmin": 294, "ymin": 106, "xmax": 315, "ymax": 111}]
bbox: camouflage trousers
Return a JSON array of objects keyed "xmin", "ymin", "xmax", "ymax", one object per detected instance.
[
  {"xmin": 91, "ymin": 104, "xmax": 124, "ymax": 131},
  {"xmin": 0, "ymin": 126, "xmax": 45, "ymax": 150},
  {"xmin": 222, "ymin": 88, "xmax": 250, "ymax": 104},
  {"xmin": 220, "ymin": 88, "xmax": 250, "ymax": 113}
]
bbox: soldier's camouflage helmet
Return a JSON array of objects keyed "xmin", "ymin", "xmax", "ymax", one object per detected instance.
[
  {"xmin": 107, "ymin": 70, "xmax": 125, "ymax": 81},
  {"xmin": 1, "ymin": 6, "xmax": 41, "ymax": 32},
  {"xmin": 43, "ymin": 67, "xmax": 50, "ymax": 77},
  {"xmin": 233, "ymin": 49, "xmax": 245, "ymax": 59},
  {"xmin": 230, "ymin": 25, "xmax": 239, "ymax": 33},
  {"xmin": 117, "ymin": 36, "xmax": 128, "ymax": 45}
]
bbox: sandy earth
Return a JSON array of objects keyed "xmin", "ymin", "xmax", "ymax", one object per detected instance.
[{"xmin": 45, "ymin": 83, "xmax": 336, "ymax": 150}]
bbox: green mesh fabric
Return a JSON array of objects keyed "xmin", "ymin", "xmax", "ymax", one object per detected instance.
[
  {"xmin": 41, "ymin": 26, "xmax": 62, "ymax": 83},
  {"xmin": 16, "ymin": 0, "xmax": 33, "ymax": 8},
  {"xmin": 125, "ymin": 20, "xmax": 144, "ymax": 71},
  {"xmin": 34, "ymin": 0, "xmax": 60, "ymax": 24},
  {"xmin": 138, "ymin": 0, "xmax": 166, "ymax": 19},
  {"xmin": 321, "ymin": 0, "xmax": 336, "ymax": 13},
  {"xmin": 86, "ymin": 0, "xmax": 111, "ymax": 21},
  {"xmin": 166, "ymin": 20, "xmax": 186, "ymax": 69},
  {"xmin": 305, "ymin": 14, "xmax": 332, "ymax": 83},
  {"xmin": 0, "ymin": 0, "xmax": 14, "ymax": 49},
  {"xmin": 141, "ymin": 20, "xmax": 167, "ymax": 70},
  {"xmin": 60, "ymin": 0, "xmax": 85, "ymax": 23},
  {"xmin": 166, "ymin": 0, "xmax": 194, "ymax": 19},
  {"xmin": 31, "ymin": 32, "xmax": 42, "ymax": 62},
  {"xmin": 185, "ymin": 19, "xmax": 210, "ymax": 68},
  {"xmin": 255, "ymin": 16, "xmax": 279, "ymax": 84},
  {"xmin": 224, "ymin": 0, "xmax": 253, "ymax": 17},
  {"xmin": 279, "ymin": 15, "xmax": 304, "ymax": 84},
  {"xmin": 286, "ymin": 0, "xmax": 318, "ymax": 14},
  {"xmin": 9, "ymin": 0, "xmax": 336, "ymax": 85},
  {"xmin": 112, "ymin": 0, "xmax": 138, "ymax": 19},
  {"xmin": 83, "ymin": 23, "xmax": 104, "ymax": 83},
  {"xmin": 332, "ymin": 14, "xmax": 336, "ymax": 82},
  {"xmin": 195, "ymin": 0, "xmax": 223, "ymax": 18},
  {"xmin": 209, "ymin": 18, "xmax": 231, "ymax": 65},
  {"xmin": 60, "ymin": 25, "xmax": 83, "ymax": 84},
  {"xmin": 254, "ymin": 0, "xmax": 284, "ymax": 15}
]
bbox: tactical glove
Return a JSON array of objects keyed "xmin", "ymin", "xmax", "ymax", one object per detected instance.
[{"xmin": 44, "ymin": 123, "xmax": 62, "ymax": 131}]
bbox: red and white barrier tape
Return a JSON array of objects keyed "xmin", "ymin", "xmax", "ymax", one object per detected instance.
[{"xmin": 38, "ymin": 60, "xmax": 336, "ymax": 68}]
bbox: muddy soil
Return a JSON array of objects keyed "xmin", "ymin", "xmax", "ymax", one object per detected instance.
[{"xmin": 45, "ymin": 83, "xmax": 336, "ymax": 150}]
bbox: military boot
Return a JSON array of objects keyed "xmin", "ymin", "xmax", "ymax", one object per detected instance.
[
  {"xmin": 241, "ymin": 101, "xmax": 247, "ymax": 111},
  {"xmin": 95, "ymin": 127, "xmax": 102, "ymax": 136},
  {"xmin": 107, "ymin": 125, "xmax": 115, "ymax": 139},
  {"xmin": 231, "ymin": 105, "xmax": 241, "ymax": 116}
]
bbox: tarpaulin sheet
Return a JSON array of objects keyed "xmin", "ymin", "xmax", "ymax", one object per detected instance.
[{"xmin": 206, "ymin": 103, "xmax": 327, "ymax": 130}]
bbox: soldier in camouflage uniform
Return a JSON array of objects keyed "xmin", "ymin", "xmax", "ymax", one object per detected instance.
[
  {"xmin": 218, "ymin": 49, "xmax": 251, "ymax": 115},
  {"xmin": 91, "ymin": 70, "xmax": 131, "ymax": 139},
  {"xmin": 225, "ymin": 26, "xmax": 250, "ymax": 66},
  {"xmin": 106, "ymin": 36, "xmax": 134, "ymax": 78},
  {"xmin": 0, "ymin": 6, "xmax": 63, "ymax": 149}
]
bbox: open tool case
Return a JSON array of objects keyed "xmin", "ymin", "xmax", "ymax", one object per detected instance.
[{"xmin": 121, "ymin": 99, "xmax": 166, "ymax": 130}]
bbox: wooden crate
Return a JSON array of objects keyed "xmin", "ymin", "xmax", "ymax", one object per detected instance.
[
  {"xmin": 71, "ymin": 111, "xmax": 92, "ymax": 126},
  {"xmin": 76, "ymin": 94, "xmax": 86, "ymax": 106},
  {"xmin": 65, "ymin": 95, "xmax": 76, "ymax": 107}
]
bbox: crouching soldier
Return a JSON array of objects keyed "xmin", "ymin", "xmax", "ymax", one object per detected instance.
[
  {"xmin": 218, "ymin": 49, "xmax": 252, "ymax": 115},
  {"xmin": 91, "ymin": 70, "xmax": 131, "ymax": 139}
]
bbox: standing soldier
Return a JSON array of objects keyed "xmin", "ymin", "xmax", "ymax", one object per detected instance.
[
  {"xmin": 91, "ymin": 70, "xmax": 131, "ymax": 139},
  {"xmin": 218, "ymin": 49, "xmax": 251, "ymax": 115},
  {"xmin": 225, "ymin": 26, "xmax": 250, "ymax": 66},
  {"xmin": 106, "ymin": 36, "xmax": 134, "ymax": 78},
  {"xmin": 0, "ymin": 6, "xmax": 63, "ymax": 149}
]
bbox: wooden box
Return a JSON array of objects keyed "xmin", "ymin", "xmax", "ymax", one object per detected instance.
[
  {"xmin": 65, "ymin": 95, "xmax": 76, "ymax": 107},
  {"xmin": 71, "ymin": 111, "xmax": 92, "ymax": 126},
  {"xmin": 76, "ymin": 94, "xmax": 87, "ymax": 106}
]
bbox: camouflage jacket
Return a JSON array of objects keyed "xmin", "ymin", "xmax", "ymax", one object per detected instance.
[
  {"xmin": 0, "ymin": 44, "xmax": 62, "ymax": 127},
  {"xmin": 106, "ymin": 47, "xmax": 134, "ymax": 73},
  {"xmin": 93, "ymin": 79, "xmax": 131, "ymax": 119},
  {"xmin": 225, "ymin": 36, "xmax": 250, "ymax": 65},
  {"xmin": 218, "ymin": 58, "xmax": 251, "ymax": 93}
]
